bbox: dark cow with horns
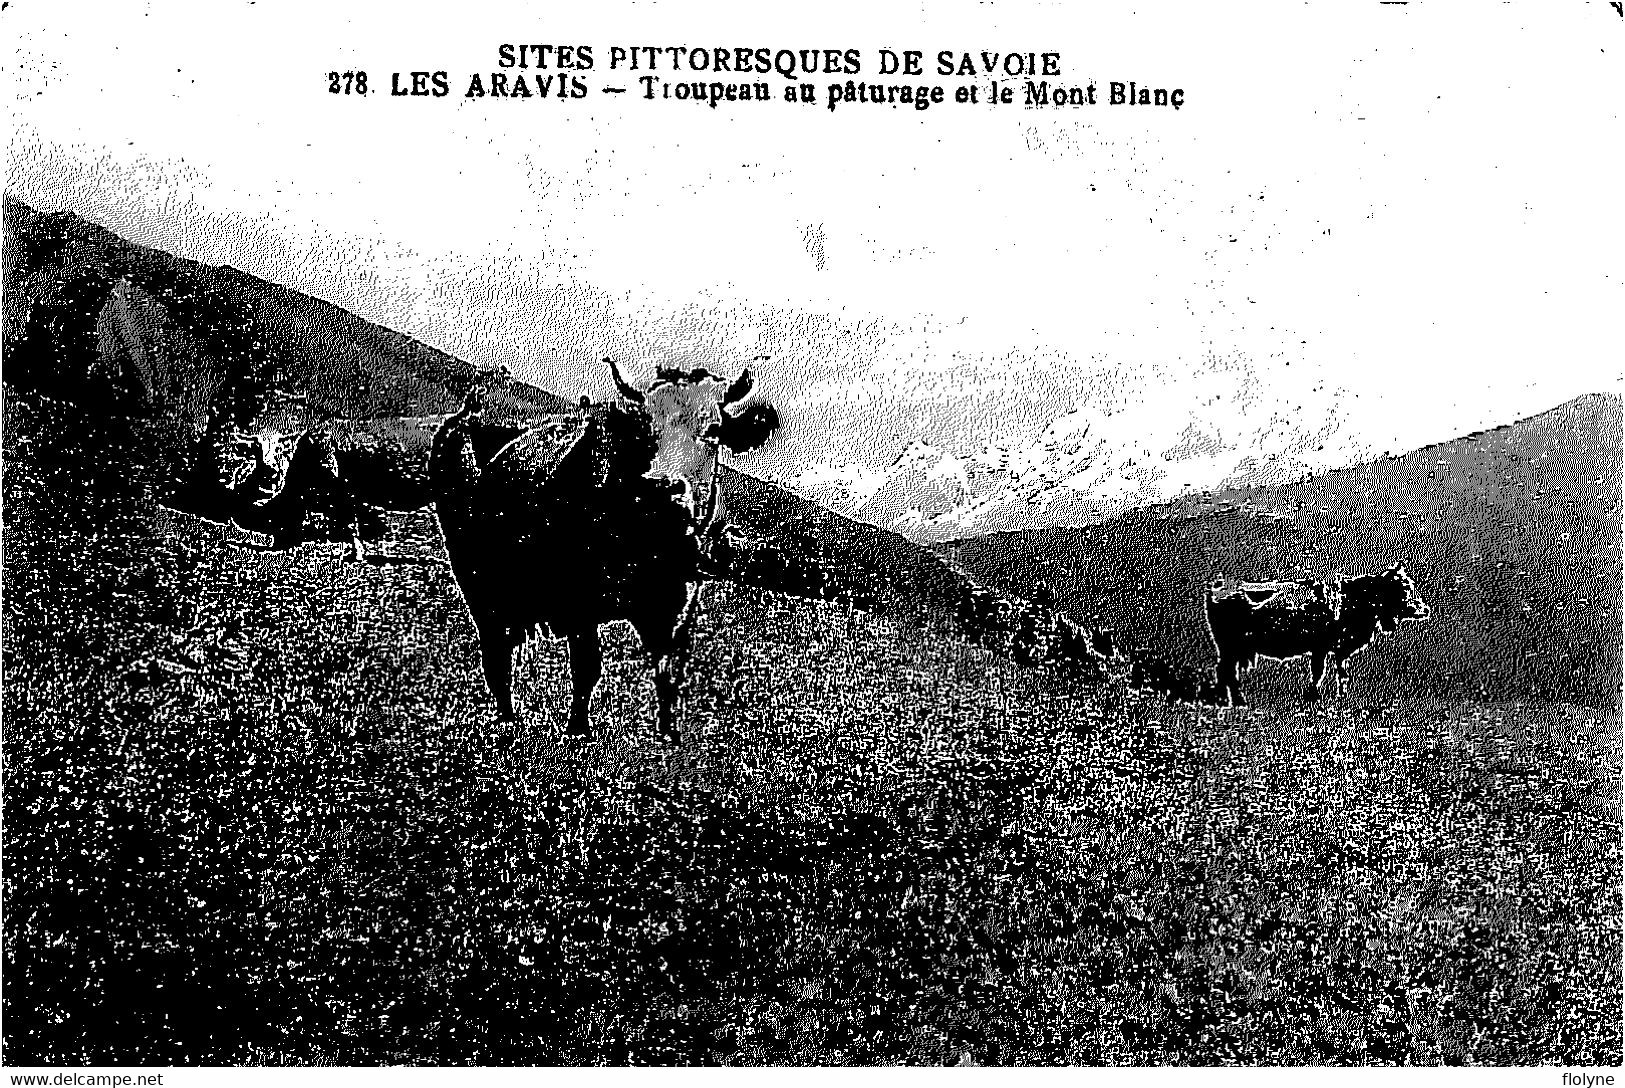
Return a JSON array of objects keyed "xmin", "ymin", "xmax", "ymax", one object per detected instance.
[
  {"xmin": 428, "ymin": 357, "xmax": 780, "ymax": 739},
  {"xmin": 1205, "ymin": 563, "xmax": 1430, "ymax": 707}
]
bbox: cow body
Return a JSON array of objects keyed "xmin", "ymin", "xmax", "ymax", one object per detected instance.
[
  {"xmin": 225, "ymin": 418, "xmax": 436, "ymax": 556},
  {"xmin": 430, "ymin": 360, "xmax": 778, "ymax": 740},
  {"xmin": 1205, "ymin": 564, "xmax": 1430, "ymax": 706}
]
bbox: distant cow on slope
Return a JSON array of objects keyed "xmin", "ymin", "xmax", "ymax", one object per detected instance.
[{"xmin": 1205, "ymin": 563, "xmax": 1430, "ymax": 707}]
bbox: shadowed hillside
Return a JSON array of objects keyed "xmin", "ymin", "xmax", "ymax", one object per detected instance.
[
  {"xmin": 944, "ymin": 395, "xmax": 1623, "ymax": 707},
  {"xmin": 3, "ymin": 196, "xmax": 567, "ymax": 425}
]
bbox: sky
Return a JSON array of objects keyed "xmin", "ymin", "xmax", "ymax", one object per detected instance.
[{"xmin": 8, "ymin": 0, "xmax": 1621, "ymax": 539}]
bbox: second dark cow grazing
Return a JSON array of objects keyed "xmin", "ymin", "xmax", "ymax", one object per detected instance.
[
  {"xmin": 223, "ymin": 418, "xmax": 436, "ymax": 558},
  {"xmin": 1205, "ymin": 563, "xmax": 1430, "ymax": 707},
  {"xmin": 429, "ymin": 358, "xmax": 779, "ymax": 740}
]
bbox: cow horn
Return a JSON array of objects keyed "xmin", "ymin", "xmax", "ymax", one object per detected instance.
[
  {"xmin": 605, "ymin": 357, "xmax": 644, "ymax": 404},
  {"xmin": 724, "ymin": 359, "xmax": 766, "ymax": 407}
]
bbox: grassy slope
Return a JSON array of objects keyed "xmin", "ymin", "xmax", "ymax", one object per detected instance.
[
  {"xmin": 3, "ymin": 398, "xmax": 1618, "ymax": 1065},
  {"xmin": 943, "ymin": 395, "xmax": 1624, "ymax": 707}
]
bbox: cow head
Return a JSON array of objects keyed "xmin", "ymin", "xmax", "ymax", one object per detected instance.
[
  {"xmin": 606, "ymin": 357, "xmax": 780, "ymax": 524},
  {"xmin": 208, "ymin": 430, "xmax": 262, "ymax": 492},
  {"xmin": 226, "ymin": 429, "xmax": 298, "ymax": 502},
  {"xmin": 1377, "ymin": 561, "xmax": 1430, "ymax": 630}
]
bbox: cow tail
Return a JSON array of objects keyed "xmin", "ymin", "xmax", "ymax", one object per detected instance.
[{"xmin": 1203, "ymin": 578, "xmax": 1227, "ymax": 658}]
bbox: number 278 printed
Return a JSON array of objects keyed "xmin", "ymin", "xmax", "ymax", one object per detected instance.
[{"xmin": 327, "ymin": 71, "xmax": 369, "ymax": 94}]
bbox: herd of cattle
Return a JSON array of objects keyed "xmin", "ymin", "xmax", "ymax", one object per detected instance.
[{"xmin": 160, "ymin": 358, "xmax": 1430, "ymax": 733}]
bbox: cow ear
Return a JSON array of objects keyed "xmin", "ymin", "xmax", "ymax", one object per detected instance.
[
  {"xmin": 719, "ymin": 401, "xmax": 779, "ymax": 454},
  {"xmin": 722, "ymin": 367, "xmax": 756, "ymax": 407}
]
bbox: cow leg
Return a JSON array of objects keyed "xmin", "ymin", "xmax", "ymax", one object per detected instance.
[
  {"xmin": 477, "ymin": 621, "xmax": 519, "ymax": 722},
  {"xmin": 674, "ymin": 581, "xmax": 704, "ymax": 646},
  {"xmin": 564, "ymin": 627, "xmax": 602, "ymax": 738},
  {"xmin": 350, "ymin": 505, "xmax": 388, "ymax": 563},
  {"xmin": 1334, "ymin": 657, "xmax": 1351, "ymax": 698},
  {"xmin": 653, "ymin": 650, "xmax": 684, "ymax": 744},
  {"xmin": 1217, "ymin": 656, "xmax": 1247, "ymax": 708},
  {"xmin": 348, "ymin": 514, "xmax": 369, "ymax": 562},
  {"xmin": 635, "ymin": 625, "xmax": 684, "ymax": 744},
  {"xmin": 1308, "ymin": 654, "xmax": 1327, "ymax": 701},
  {"xmin": 635, "ymin": 585, "xmax": 701, "ymax": 744},
  {"xmin": 339, "ymin": 500, "xmax": 367, "ymax": 562}
]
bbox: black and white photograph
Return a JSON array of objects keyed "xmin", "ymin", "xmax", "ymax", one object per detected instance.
[{"xmin": 3, "ymin": 0, "xmax": 1620, "ymax": 1072}]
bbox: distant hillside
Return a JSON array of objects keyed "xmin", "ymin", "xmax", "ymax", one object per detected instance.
[
  {"xmin": 944, "ymin": 395, "xmax": 1623, "ymax": 706},
  {"xmin": 3, "ymin": 197, "xmax": 567, "ymax": 426}
]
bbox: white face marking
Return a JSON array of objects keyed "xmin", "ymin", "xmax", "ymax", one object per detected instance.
[{"xmin": 642, "ymin": 379, "xmax": 726, "ymax": 522}]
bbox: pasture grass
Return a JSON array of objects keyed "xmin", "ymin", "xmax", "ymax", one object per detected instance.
[{"xmin": 2, "ymin": 408, "xmax": 1619, "ymax": 1065}]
